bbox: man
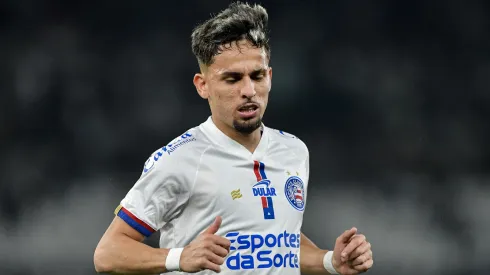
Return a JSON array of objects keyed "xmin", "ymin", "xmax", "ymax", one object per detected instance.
[{"xmin": 94, "ymin": 2, "xmax": 373, "ymax": 274}]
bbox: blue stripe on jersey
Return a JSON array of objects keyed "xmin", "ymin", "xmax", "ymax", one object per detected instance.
[
  {"xmin": 117, "ymin": 209, "xmax": 154, "ymax": 237},
  {"xmin": 259, "ymin": 162, "xmax": 267, "ymax": 180}
]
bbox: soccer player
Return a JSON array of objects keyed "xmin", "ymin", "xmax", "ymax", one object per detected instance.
[{"xmin": 94, "ymin": 2, "xmax": 373, "ymax": 275}]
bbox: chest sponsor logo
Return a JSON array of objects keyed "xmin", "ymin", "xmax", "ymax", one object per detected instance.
[
  {"xmin": 225, "ymin": 231, "xmax": 301, "ymax": 270},
  {"xmin": 252, "ymin": 161, "xmax": 276, "ymax": 220}
]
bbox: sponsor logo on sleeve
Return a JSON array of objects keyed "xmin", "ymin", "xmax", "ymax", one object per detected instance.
[{"xmin": 142, "ymin": 132, "xmax": 196, "ymax": 174}]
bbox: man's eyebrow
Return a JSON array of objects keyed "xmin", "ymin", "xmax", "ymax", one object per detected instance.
[
  {"xmin": 250, "ymin": 68, "xmax": 267, "ymax": 75},
  {"xmin": 220, "ymin": 68, "xmax": 267, "ymax": 77},
  {"xmin": 220, "ymin": 71, "xmax": 243, "ymax": 78}
]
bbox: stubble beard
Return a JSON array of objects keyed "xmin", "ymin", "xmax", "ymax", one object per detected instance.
[{"xmin": 233, "ymin": 117, "xmax": 262, "ymax": 134}]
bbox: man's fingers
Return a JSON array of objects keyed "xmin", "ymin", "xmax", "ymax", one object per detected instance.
[
  {"xmin": 202, "ymin": 259, "xmax": 222, "ymax": 273},
  {"xmin": 203, "ymin": 216, "xmax": 222, "ymax": 235},
  {"xmin": 351, "ymin": 250, "xmax": 372, "ymax": 266},
  {"xmin": 337, "ymin": 227, "xmax": 358, "ymax": 244},
  {"xmin": 340, "ymin": 267, "xmax": 360, "ymax": 275},
  {"xmin": 348, "ymin": 241, "xmax": 371, "ymax": 260},
  {"xmin": 210, "ymin": 244, "xmax": 229, "ymax": 258},
  {"xmin": 208, "ymin": 235, "xmax": 231, "ymax": 250},
  {"xmin": 340, "ymin": 234, "xmax": 365, "ymax": 262},
  {"xmin": 353, "ymin": 258, "xmax": 373, "ymax": 272},
  {"xmin": 205, "ymin": 250, "xmax": 226, "ymax": 266}
]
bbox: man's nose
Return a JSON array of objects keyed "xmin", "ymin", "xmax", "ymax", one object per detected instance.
[{"xmin": 240, "ymin": 77, "xmax": 255, "ymax": 98}]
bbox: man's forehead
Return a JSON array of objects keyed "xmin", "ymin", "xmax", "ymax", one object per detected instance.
[{"xmin": 209, "ymin": 48, "xmax": 269, "ymax": 75}]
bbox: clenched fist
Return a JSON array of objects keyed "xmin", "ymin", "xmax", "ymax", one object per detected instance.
[
  {"xmin": 332, "ymin": 227, "xmax": 373, "ymax": 275},
  {"xmin": 179, "ymin": 216, "xmax": 231, "ymax": 273}
]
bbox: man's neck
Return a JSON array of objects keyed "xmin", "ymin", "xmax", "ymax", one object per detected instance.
[{"xmin": 212, "ymin": 116, "xmax": 262, "ymax": 153}]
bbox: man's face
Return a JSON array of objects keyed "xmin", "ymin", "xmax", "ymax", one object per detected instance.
[{"xmin": 197, "ymin": 40, "xmax": 272, "ymax": 134}]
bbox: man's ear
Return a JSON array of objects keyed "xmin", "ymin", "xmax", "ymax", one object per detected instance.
[
  {"xmin": 266, "ymin": 66, "xmax": 272, "ymax": 91},
  {"xmin": 193, "ymin": 73, "xmax": 209, "ymax": 99}
]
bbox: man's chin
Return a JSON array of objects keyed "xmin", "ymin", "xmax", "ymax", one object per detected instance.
[{"xmin": 233, "ymin": 117, "xmax": 262, "ymax": 134}]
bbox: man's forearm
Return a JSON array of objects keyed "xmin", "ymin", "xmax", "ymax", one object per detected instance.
[
  {"xmin": 94, "ymin": 234, "xmax": 169, "ymax": 274},
  {"xmin": 300, "ymin": 233, "xmax": 330, "ymax": 275}
]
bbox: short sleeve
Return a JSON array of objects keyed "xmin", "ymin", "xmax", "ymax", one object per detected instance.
[
  {"xmin": 303, "ymin": 146, "xmax": 310, "ymax": 202},
  {"xmin": 305, "ymin": 149, "xmax": 309, "ymax": 183},
  {"xmin": 115, "ymin": 150, "xmax": 193, "ymax": 237}
]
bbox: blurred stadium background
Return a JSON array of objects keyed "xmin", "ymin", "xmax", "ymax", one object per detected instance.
[{"xmin": 1, "ymin": 0, "xmax": 489, "ymax": 274}]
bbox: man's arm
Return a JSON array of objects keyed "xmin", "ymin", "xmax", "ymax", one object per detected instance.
[
  {"xmin": 94, "ymin": 216, "xmax": 230, "ymax": 274},
  {"xmin": 300, "ymin": 233, "xmax": 330, "ymax": 274},
  {"xmin": 300, "ymin": 230, "xmax": 373, "ymax": 275},
  {"xmin": 94, "ymin": 217, "xmax": 169, "ymax": 274}
]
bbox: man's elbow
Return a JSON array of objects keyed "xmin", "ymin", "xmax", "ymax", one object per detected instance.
[{"xmin": 93, "ymin": 246, "xmax": 113, "ymax": 273}]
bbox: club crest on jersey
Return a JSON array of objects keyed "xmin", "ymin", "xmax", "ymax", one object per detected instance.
[
  {"xmin": 252, "ymin": 161, "xmax": 276, "ymax": 220},
  {"xmin": 284, "ymin": 176, "xmax": 305, "ymax": 211}
]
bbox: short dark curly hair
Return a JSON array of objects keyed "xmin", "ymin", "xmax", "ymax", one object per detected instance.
[{"xmin": 191, "ymin": 1, "xmax": 270, "ymax": 67}]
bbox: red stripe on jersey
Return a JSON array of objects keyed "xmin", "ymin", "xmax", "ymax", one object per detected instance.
[
  {"xmin": 261, "ymin": 196, "xmax": 268, "ymax": 208},
  {"xmin": 121, "ymin": 207, "xmax": 155, "ymax": 233},
  {"xmin": 253, "ymin": 161, "xmax": 262, "ymax": 181}
]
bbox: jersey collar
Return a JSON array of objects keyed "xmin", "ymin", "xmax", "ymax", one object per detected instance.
[{"xmin": 200, "ymin": 116, "xmax": 269, "ymax": 160}]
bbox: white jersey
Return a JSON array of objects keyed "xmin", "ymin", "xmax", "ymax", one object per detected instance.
[{"xmin": 116, "ymin": 116, "xmax": 310, "ymax": 275}]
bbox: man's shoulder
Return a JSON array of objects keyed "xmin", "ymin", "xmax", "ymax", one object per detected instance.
[
  {"xmin": 266, "ymin": 126, "xmax": 309, "ymax": 155},
  {"xmin": 141, "ymin": 126, "xmax": 211, "ymax": 175}
]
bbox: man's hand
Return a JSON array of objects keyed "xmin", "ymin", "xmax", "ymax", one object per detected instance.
[
  {"xmin": 332, "ymin": 227, "xmax": 373, "ymax": 275},
  {"xmin": 179, "ymin": 216, "xmax": 231, "ymax": 273}
]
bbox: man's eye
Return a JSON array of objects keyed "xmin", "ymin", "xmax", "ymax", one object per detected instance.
[{"xmin": 225, "ymin": 79, "xmax": 238, "ymax": 84}]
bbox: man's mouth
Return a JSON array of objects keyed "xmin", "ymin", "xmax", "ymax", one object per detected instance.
[
  {"xmin": 238, "ymin": 103, "xmax": 259, "ymax": 113},
  {"xmin": 237, "ymin": 103, "xmax": 259, "ymax": 118}
]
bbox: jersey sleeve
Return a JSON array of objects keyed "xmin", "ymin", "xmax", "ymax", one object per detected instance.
[
  {"xmin": 303, "ymin": 146, "xmax": 310, "ymax": 203},
  {"xmin": 115, "ymin": 149, "xmax": 194, "ymax": 237}
]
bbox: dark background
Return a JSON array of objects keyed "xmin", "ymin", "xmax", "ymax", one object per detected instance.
[{"xmin": 1, "ymin": 0, "xmax": 489, "ymax": 274}]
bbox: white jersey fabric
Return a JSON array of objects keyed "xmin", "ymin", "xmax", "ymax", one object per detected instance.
[{"xmin": 115, "ymin": 116, "xmax": 310, "ymax": 275}]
